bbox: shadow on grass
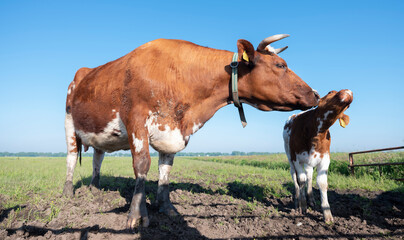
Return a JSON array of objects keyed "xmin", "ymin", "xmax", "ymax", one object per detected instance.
[{"xmin": 0, "ymin": 205, "xmax": 26, "ymax": 223}]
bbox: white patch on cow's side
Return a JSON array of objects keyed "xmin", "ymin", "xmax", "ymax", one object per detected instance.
[
  {"xmin": 132, "ymin": 133, "xmax": 144, "ymax": 153},
  {"xmin": 145, "ymin": 111, "xmax": 186, "ymax": 154},
  {"xmin": 76, "ymin": 112, "xmax": 130, "ymax": 152},
  {"xmin": 112, "ymin": 109, "xmax": 116, "ymax": 113},
  {"xmin": 67, "ymin": 88, "xmax": 71, "ymax": 95}
]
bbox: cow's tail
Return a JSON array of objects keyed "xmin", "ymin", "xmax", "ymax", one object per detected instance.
[{"xmin": 77, "ymin": 137, "xmax": 82, "ymax": 166}]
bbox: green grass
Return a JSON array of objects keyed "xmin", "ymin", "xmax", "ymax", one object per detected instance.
[{"xmin": 0, "ymin": 152, "xmax": 403, "ymax": 223}]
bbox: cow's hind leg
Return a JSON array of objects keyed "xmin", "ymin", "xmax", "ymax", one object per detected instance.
[
  {"xmin": 157, "ymin": 153, "xmax": 178, "ymax": 217},
  {"xmin": 63, "ymin": 113, "xmax": 79, "ymax": 197},
  {"xmin": 90, "ymin": 148, "xmax": 105, "ymax": 189},
  {"xmin": 126, "ymin": 128, "xmax": 151, "ymax": 229}
]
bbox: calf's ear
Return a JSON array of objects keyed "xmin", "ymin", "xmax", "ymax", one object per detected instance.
[
  {"xmin": 339, "ymin": 114, "xmax": 350, "ymax": 128},
  {"xmin": 237, "ymin": 39, "xmax": 255, "ymax": 65}
]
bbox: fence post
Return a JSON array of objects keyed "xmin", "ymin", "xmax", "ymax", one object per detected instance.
[{"xmin": 349, "ymin": 153, "xmax": 355, "ymax": 175}]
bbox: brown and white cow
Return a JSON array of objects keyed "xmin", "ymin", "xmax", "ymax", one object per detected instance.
[
  {"xmin": 64, "ymin": 35, "xmax": 319, "ymax": 229},
  {"xmin": 283, "ymin": 89, "xmax": 353, "ymax": 223}
]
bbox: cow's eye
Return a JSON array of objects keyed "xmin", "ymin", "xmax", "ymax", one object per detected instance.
[{"xmin": 276, "ymin": 63, "xmax": 286, "ymax": 69}]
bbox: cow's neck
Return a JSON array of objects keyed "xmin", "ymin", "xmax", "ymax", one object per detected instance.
[{"xmin": 182, "ymin": 51, "xmax": 243, "ymax": 135}]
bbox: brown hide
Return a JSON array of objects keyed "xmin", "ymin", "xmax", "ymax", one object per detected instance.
[{"xmin": 68, "ymin": 38, "xmax": 319, "ymax": 153}]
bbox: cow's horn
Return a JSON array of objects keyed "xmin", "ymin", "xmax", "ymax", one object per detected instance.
[
  {"xmin": 257, "ymin": 34, "xmax": 290, "ymax": 53},
  {"xmin": 274, "ymin": 46, "xmax": 288, "ymax": 54}
]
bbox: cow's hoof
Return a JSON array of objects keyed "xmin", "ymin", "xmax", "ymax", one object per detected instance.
[
  {"xmin": 160, "ymin": 206, "xmax": 178, "ymax": 218},
  {"xmin": 62, "ymin": 181, "xmax": 74, "ymax": 197},
  {"xmin": 126, "ymin": 216, "xmax": 150, "ymax": 229},
  {"xmin": 90, "ymin": 175, "xmax": 100, "ymax": 189},
  {"xmin": 158, "ymin": 201, "xmax": 178, "ymax": 218}
]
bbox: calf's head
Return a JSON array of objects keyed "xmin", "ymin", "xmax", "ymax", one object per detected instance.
[
  {"xmin": 317, "ymin": 89, "xmax": 353, "ymax": 131},
  {"xmin": 236, "ymin": 34, "xmax": 319, "ymax": 111}
]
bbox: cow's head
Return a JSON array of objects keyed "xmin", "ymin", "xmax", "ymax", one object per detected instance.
[
  {"xmin": 237, "ymin": 34, "xmax": 319, "ymax": 111},
  {"xmin": 317, "ymin": 89, "xmax": 353, "ymax": 129}
]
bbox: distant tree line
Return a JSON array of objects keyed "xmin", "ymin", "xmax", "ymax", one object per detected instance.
[{"xmin": 0, "ymin": 151, "xmax": 273, "ymax": 157}]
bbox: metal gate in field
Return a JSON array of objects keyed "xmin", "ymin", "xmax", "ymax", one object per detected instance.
[{"xmin": 348, "ymin": 146, "xmax": 404, "ymax": 181}]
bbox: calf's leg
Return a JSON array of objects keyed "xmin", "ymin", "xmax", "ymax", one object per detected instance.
[
  {"xmin": 293, "ymin": 161, "xmax": 307, "ymax": 214},
  {"xmin": 157, "ymin": 153, "xmax": 178, "ymax": 216},
  {"xmin": 317, "ymin": 155, "xmax": 333, "ymax": 223},
  {"xmin": 289, "ymin": 162, "xmax": 300, "ymax": 210},
  {"xmin": 305, "ymin": 164, "xmax": 315, "ymax": 208}
]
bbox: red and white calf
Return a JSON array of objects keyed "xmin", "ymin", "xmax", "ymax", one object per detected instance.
[{"xmin": 283, "ymin": 89, "xmax": 353, "ymax": 223}]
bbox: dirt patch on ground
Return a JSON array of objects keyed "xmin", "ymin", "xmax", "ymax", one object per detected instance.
[{"xmin": 1, "ymin": 180, "xmax": 403, "ymax": 239}]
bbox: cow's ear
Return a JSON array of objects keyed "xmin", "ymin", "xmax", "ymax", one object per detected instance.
[
  {"xmin": 339, "ymin": 114, "xmax": 350, "ymax": 128},
  {"xmin": 237, "ymin": 39, "xmax": 255, "ymax": 65}
]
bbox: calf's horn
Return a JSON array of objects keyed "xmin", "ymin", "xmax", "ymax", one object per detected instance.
[{"xmin": 257, "ymin": 34, "xmax": 290, "ymax": 53}]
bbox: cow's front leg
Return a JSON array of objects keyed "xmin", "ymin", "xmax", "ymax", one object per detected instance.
[
  {"xmin": 304, "ymin": 164, "xmax": 315, "ymax": 208},
  {"xmin": 317, "ymin": 158, "xmax": 333, "ymax": 223},
  {"xmin": 90, "ymin": 149, "xmax": 105, "ymax": 188},
  {"xmin": 126, "ymin": 129, "xmax": 151, "ymax": 229},
  {"xmin": 157, "ymin": 153, "xmax": 178, "ymax": 217}
]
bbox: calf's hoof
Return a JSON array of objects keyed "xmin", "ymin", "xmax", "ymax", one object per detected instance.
[
  {"xmin": 324, "ymin": 210, "xmax": 334, "ymax": 224},
  {"xmin": 62, "ymin": 181, "xmax": 74, "ymax": 197},
  {"xmin": 126, "ymin": 216, "xmax": 150, "ymax": 229},
  {"xmin": 308, "ymin": 199, "xmax": 316, "ymax": 208}
]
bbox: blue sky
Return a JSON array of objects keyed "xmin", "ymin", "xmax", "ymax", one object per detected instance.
[{"xmin": 0, "ymin": 1, "xmax": 403, "ymax": 153}]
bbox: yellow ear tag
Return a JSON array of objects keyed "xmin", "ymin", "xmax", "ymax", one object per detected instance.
[
  {"xmin": 339, "ymin": 118, "xmax": 346, "ymax": 128},
  {"xmin": 242, "ymin": 51, "xmax": 249, "ymax": 62}
]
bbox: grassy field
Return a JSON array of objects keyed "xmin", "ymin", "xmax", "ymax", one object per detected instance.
[{"xmin": 0, "ymin": 152, "xmax": 403, "ymax": 225}]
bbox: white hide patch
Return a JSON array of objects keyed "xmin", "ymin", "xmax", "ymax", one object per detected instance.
[
  {"xmin": 145, "ymin": 111, "xmax": 186, "ymax": 154},
  {"xmin": 317, "ymin": 110, "xmax": 333, "ymax": 133},
  {"xmin": 192, "ymin": 122, "xmax": 202, "ymax": 134},
  {"xmin": 283, "ymin": 125, "xmax": 292, "ymax": 161},
  {"xmin": 65, "ymin": 114, "xmax": 76, "ymax": 151},
  {"xmin": 76, "ymin": 112, "xmax": 130, "ymax": 152},
  {"xmin": 296, "ymin": 149, "xmax": 330, "ymax": 169},
  {"xmin": 132, "ymin": 133, "xmax": 144, "ymax": 153}
]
